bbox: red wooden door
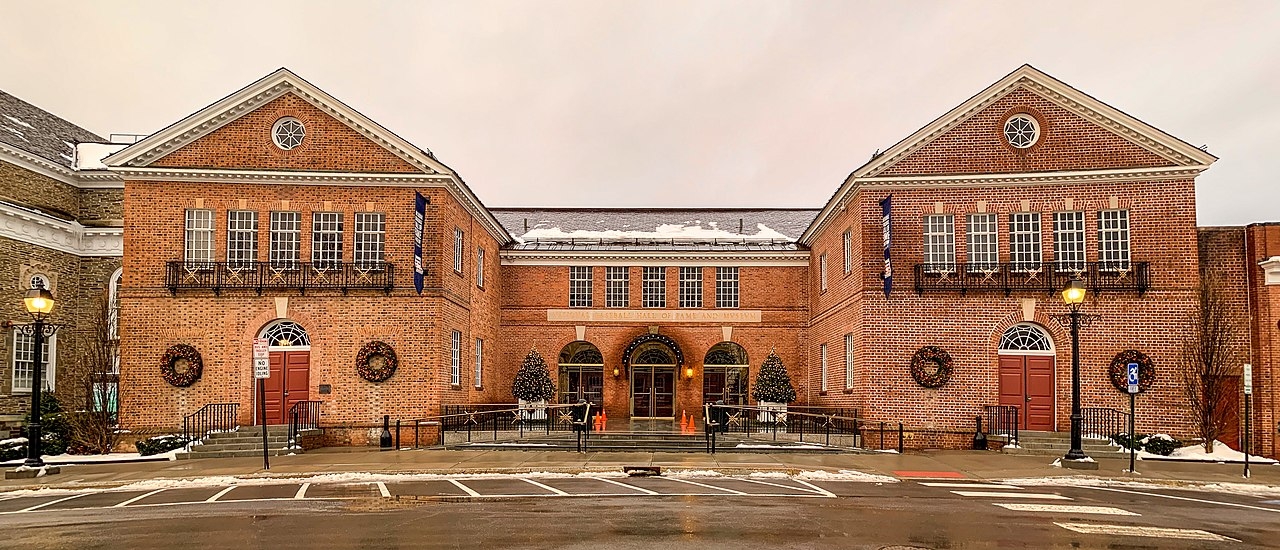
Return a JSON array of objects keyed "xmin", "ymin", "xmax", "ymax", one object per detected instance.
[
  {"xmin": 259, "ymin": 351, "xmax": 309, "ymax": 425},
  {"xmin": 997, "ymin": 355, "xmax": 1055, "ymax": 431}
]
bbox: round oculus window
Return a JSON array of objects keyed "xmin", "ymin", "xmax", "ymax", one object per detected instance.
[
  {"xmin": 272, "ymin": 117, "xmax": 305, "ymax": 150},
  {"xmin": 1003, "ymin": 114, "xmax": 1039, "ymax": 149}
]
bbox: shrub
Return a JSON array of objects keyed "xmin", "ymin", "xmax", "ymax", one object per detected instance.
[
  {"xmin": 1110, "ymin": 432, "xmax": 1146, "ymax": 450},
  {"xmin": 135, "ymin": 434, "xmax": 188, "ymax": 456},
  {"xmin": 0, "ymin": 437, "xmax": 27, "ymax": 461},
  {"xmin": 1142, "ymin": 434, "xmax": 1180, "ymax": 456}
]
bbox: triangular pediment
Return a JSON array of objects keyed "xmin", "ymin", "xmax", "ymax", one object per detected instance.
[{"xmin": 103, "ymin": 68, "xmax": 453, "ymax": 175}]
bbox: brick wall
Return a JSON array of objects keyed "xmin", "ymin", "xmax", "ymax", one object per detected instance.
[{"xmin": 1244, "ymin": 224, "xmax": 1280, "ymax": 458}]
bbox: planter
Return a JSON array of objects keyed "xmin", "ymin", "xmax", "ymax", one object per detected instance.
[
  {"xmin": 757, "ymin": 401, "xmax": 787, "ymax": 423},
  {"xmin": 518, "ymin": 399, "xmax": 547, "ymax": 422}
]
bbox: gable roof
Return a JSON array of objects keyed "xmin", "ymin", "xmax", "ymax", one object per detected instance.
[
  {"xmin": 104, "ymin": 68, "xmax": 511, "ymax": 244},
  {"xmin": 0, "ymin": 89, "xmax": 105, "ymax": 168},
  {"xmin": 800, "ymin": 64, "xmax": 1218, "ymax": 244},
  {"xmin": 493, "ymin": 208, "xmax": 818, "ymax": 252}
]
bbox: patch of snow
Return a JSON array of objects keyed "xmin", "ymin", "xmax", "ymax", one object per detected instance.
[
  {"xmin": 4, "ymin": 126, "xmax": 28, "ymax": 141},
  {"xmin": 734, "ymin": 443, "xmax": 826, "ymax": 449},
  {"xmin": 0, "ymin": 437, "xmax": 28, "ymax": 446},
  {"xmin": 1001, "ymin": 444, "xmax": 1022, "ymax": 449},
  {"xmin": 746, "ymin": 472, "xmax": 791, "ymax": 479},
  {"xmin": 471, "ymin": 442, "xmax": 555, "ymax": 447},
  {"xmin": 668, "ymin": 470, "xmax": 724, "ymax": 478},
  {"xmin": 874, "ymin": 449, "xmax": 900, "ymax": 454},
  {"xmin": 794, "ymin": 469, "xmax": 899, "ymax": 483},
  {"xmin": 1050, "ymin": 458, "xmax": 1062, "ymax": 468},
  {"xmin": 1138, "ymin": 440, "xmax": 1278, "ymax": 464},
  {"xmin": 74, "ymin": 142, "xmax": 128, "ymax": 170},
  {"xmin": 1064, "ymin": 456, "xmax": 1097, "ymax": 463},
  {"xmin": 5, "ymin": 115, "xmax": 32, "ymax": 128},
  {"xmin": 518, "ymin": 222, "xmax": 793, "ymax": 243}
]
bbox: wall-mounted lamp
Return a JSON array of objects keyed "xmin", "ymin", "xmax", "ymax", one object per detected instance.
[
  {"xmin": 612, "ymin": 366, "xmax": 620, "ymax": 378},
  {"xmin": 684, "ymin": 366, "xmax": 695, "ymax": 379}
]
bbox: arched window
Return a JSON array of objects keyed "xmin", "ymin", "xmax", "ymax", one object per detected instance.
[
  {"xmin": 999, "ymin": 324, "xmax": 1053, "ymax": 353},
  {"xmin": 703, "ymin": 342, "xmax": 749, "ymax": 406},
  {"xmin": 558, "ymin": 341, "xmax": 603, "ymax": 365},
  {"xmin": 557, "ymin": 341, "xmax": 603, "ymax": 407},
  {"xmin": 632, "ymin": 342, "xmax": 676, "ymax": 365},
  {"xmin": 261, "ymin": 320, "xmax": 310, "ymax": 350},
  {"xmin": 704, "ymin": 342, "xmax": 748, "ymax": 366}
]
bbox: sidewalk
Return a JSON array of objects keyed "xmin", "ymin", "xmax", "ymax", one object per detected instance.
[{"xmin": 2, "ymin": 447, "xmax": 1277, "ymax": 493}]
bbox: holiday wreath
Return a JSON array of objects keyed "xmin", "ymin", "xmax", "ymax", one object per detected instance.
[
  {"xmin": 1107, "ymin": 349, "xmax": 1155, "ymax": 393},
  {"xmin": 910, "ymin": 346, "xmax": 953, "ymax": 388},
  {"xmin": 356, "ymin": 341, "xmax": 398, "ymax": 383},
  {"xmin": 160, "ymin": 344, "xmax": 203, "ymax": 387}
]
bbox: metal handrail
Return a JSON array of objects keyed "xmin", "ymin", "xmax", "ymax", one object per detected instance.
[
  {"xmin": 704, "ymin": 404, "xmax": 900, "ymax": 453},
  {"xmin": 288, "ymin": 400, "xmax": 323, "ymax": 450},
  {"xmin": 409, "ymin": 403, "xmax": 585, "ymax": 447},
  {"xmin": 182, "ymin": 403, "xmax": 239, "ymax": 446},
  {"xmin": 165, "ymin": 261, "xmax": 394, "ymax": 295},
  {"xmin": 983, "ymin": 405, "xmax": 1019, "ymax": 447},
  {"xmin": 913, "ymin": 261, "xmax": 1149, "ymax": 296},
  {"xmin": 1081, "ymin": 407, "xmax": 1130, "ymax": 440}
]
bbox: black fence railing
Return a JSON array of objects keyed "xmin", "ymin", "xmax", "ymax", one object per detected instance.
[
  {"xmin": 1081, "ymin": 407, "xmax": 1130, "ymax": 440},
  {"xmin": 703, "ymin": 404, "xmax": 895, "ymax": 453},
  {"xmin": 913, "ymin": 261, "xmax": 1149, "ymax": 296},
  {"xmin": 429, "ymin": 403, "xmax": 586, "ymax": 445},
  {"xmin": 165, "ymin": 261, "xmax": 394, "ymax": 295},
  {"xmin": 288, "ymin": 400, "xmax": 323, "ymax": 449},
  {"xmin": 182, "ymin": 403, "xmax": 238, "ymax": 445},
  {"xmin": 983, "ymin": 405, "xmax": 1019, "ymax": 447}
]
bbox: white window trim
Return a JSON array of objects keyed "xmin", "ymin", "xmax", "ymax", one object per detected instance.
[
  {"xmin": 353, "ymin": 212, "xmax": 386, "ymax": 269},
  {"xmin": 1098, "ymin": 209, "xmax": 1131, "ymax": 270},
  {"xmin": 269, "ymin": 211, "xmax": 302, "ymax": 268},
  {"xmin": 819, "ymin": 344, "xmax": 828, "ymax": 392},
  {"xmin": 1009, "ymin": 212, "xmax": 1042, "ymax": 271},
  {"xmin": 819, "ymin": 253, "xmax": 828, "ymax": 292},
  {"xmin": 477, "ymin": 248, "xmax": 485, "ymax": 288},
  {"xmin": 453, "ymin": 228, "xmax": 465, "ymax": 274},
  {"xmin": 569, "ymin": 266, "xmax": 593, "ymax": 308},
  {"xmin": 1052, "ymin": 211, "xmax": 1086, "ymax": 271},
  {"xmin": 474, "ymin": 338, "xmax": 484, "ymax": 388},
  {"xmin": 450, "ymin": 330, "xmax": 462, "ymax": 386},
  {"xmin": 606, "ymin": 266, "xmax": 629, "ymax": 308},
  {"xmin": 966, "ymin": 213, "xmax": 999, "ymax": 270},
  {"xmin": 923, "ymin": 214, "xmax": 956, "ymax": 271},
  {"xmin": 226, "ymin": 210, "xmax": 259, "ymax": 267},
  {"xmin": 11, "ymin": 327, "xmax": 56, "ymax": 393},
  {"xmin": 842, "ymin": 228, "xmax": 852, "ymax": 274},
  {"xmin": 184, "ymin": 209, "xmax": 214, "ymax": 266},
  {"xmin": 715, "ymin": 267, "xmax": 739, "ymax": 309},
  {"xmin": 679, "ymin": 267, "xmax": 703, "ymax": 308},
  {"xmin": 844, "ymin": 332, "xmax": 854, "ymax": 390},
  {"xmin": 643, "ymin": 267, "xmax": 666, "ymax": 308}
]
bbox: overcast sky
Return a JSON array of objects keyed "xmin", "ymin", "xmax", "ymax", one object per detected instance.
[{"xmin": 2, "ymin": 1, "xmax": 1276, "ymax": 225}]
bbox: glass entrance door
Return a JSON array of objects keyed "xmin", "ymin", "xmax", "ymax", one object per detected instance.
[
  {"xmin": 559, "ymin": 366, "xmax": 604, "ymax": 411},
  {"xmin": 703, "ymin": 366, "xmax": 748, "ymax": 405},
  {"xmin": 631, "ymin": 366, "xmax": 675, "ymax": 418}
]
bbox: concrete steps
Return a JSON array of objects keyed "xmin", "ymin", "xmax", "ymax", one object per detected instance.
[
  {"xmin": 997, "ymin": 431, "xmax": 1128, "ymax": 457},
  {"xmin": 176, "ymin": 427, "xmax": 318, "ymax": 460},
  {"xmin": 448, "ymin": 432, "xmax": 850, "ymax": 453}
]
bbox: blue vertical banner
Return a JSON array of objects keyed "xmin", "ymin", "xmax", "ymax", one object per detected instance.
[
  {"xmin": 880, "ymin": 195, "xmax": 892, "ymax": 298},
  {"xmin": 413, "ymin": 192, "xmax": 426, "ymax": 294}
]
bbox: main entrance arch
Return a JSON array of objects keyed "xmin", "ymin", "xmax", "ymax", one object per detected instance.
[
  {"xmin": 557, "ymin": 341, "xmax": 604, "ymax": 410},
  {"xmin": 259, "ymin": 320, "xmax": 311, "ymax": 425},
  {"xmin": 997, "ymin": 323, "xmax": 1055, "ymax": 431},
  {"xmin": 703, "ymin": 342, "xmax": 749, "ymax": 405},
  {"xmin": 624, "ymin": 334, "xmax": 682, "ymax": 419}
]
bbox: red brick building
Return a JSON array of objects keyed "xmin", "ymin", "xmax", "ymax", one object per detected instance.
[{"xmin": 103, "ymin": 66, "xmax": 1276, "ymax": 456}]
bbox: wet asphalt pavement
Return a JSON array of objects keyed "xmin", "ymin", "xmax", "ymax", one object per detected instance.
[{"xmin": 0, "ymin": 474, "xmax": 1276, "ymax": 549}]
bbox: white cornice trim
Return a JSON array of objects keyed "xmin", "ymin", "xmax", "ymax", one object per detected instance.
[
  {"xmin": 0, "ymin": 202, "xmax": 122, "ymax": 257},
  {"xmin": 0, "ymin": 143, "xmax": 123, "ymax": 189},
  {"xmin": 500, "ymin": 249, "xmax": 810, "ymax": 266},
  {"xmin": 1260, "ymin": 256, "xmax": 1280, "ymax": 285}
]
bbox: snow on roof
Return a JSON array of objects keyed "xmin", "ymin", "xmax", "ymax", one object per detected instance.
[
  {"xmin": 492, "ymin": 208, "xmax": 820, "ymax": 250},
  {"xmin": 0, "ymin": 89, "xmax": 105, "ymax": 168},
  {"xmin": 74, "ymin": 142, "xmax": 129, "ymax": 171}
]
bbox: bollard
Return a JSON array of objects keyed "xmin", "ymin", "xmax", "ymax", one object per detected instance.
[
  {"xmin": 879, "ymin": 421, "xmax": 885, "ymax": 450},
  {"xmin": 898, "ymin": 423, "xmax": 904, "ymax": 454},
  {"xmin": 972, "ymin": 415, "xmax": 987, "ymax": 450},
  {"xmin": 379, "ymin": 415, "xmax": 393, "ymax": 450},
  {"xmin": 395, "ymin": 419, "xmax": 401, "ymax": 450}
]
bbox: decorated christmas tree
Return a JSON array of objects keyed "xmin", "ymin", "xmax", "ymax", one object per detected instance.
[
  {"xmin": 751, "ymin": 350, "xmax": 796, "ymax": 403},
  {"xmin": 512, "ymin": 348, "xmax": 556, "ymax": 402}
]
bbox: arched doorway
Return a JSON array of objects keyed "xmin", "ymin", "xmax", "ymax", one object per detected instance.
[
  {"xmin": 259, "ymin": 320, "xmax": 311, "ymax": 425},
  {"xmin": 997, "ymin": 323, "xmax": 1055, "ymax": 431},
  {"xmin": 703, "ymin": 342, "xmax": 749, "ymax": 406},
  {"xmin": 558, "ymin": 341, "xmax": 604, "ymax": 410},
  {"xmin": 624, "ymin": 334, "xmax": 682, "ymax": 419}
]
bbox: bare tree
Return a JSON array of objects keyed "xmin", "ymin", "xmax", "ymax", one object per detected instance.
[
  {"xmin": 57, "ymin": 292, "xmax": 121, "ymax": 454},
  {"xmin": 1178, "ymin": 271, "xmax": 1241, "ymax": 454}
]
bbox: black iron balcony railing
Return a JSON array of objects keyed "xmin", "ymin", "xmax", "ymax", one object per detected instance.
[
  {"xmin": 912, "ymin": 261, "xmax": 1148, "ymax": 296},
  {"xmin": 166, "ymin": 261, "xmax": 394, "ymax": 295}
]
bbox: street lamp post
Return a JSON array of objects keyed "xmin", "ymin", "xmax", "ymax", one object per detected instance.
[
  {"xmin": 1060, "ymin": 278, "xmax": 1089, "ymax": 462},
  {"xmin": 21, "ymin": 282, "xmax": 57, "ymax": 468}
]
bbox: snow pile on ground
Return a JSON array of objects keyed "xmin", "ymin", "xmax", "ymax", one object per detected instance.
[
  {"xmin": 733, "ymin": 443, "xmax": 826, "ymax": 450},
  {"xmin": 794, "ymin": 469, "xmax": 898, "ymax": 483},
  {"xmin": 1000, "ymin": 476, "xmax": 1280, "ymax": 497},
  {"xmin": 518, "ymin": 223, "xmax": 791, "ymax": 243},
  {"xmin": 746, "ymin": 472, "xmax": 791, "ymax": 479},
  {"xmin": 668, "ymin": 470, "xmax": 724, "ymax": 478},
  {"xmin": 1138, "ymin": 440, "xmax": 1279, "ymax": 464}
]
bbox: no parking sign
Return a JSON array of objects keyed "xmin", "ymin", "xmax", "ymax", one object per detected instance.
[{"xmin": 253, "ymin": 338, "xmax": 270, "ymax": 379}]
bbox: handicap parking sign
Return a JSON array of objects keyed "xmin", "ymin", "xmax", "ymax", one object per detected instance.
[{"xmin": 1126, "ymin": 362, "xmax": 1140, "ymax": 394}]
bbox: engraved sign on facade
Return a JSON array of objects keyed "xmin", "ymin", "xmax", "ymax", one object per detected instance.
[{"xmin": 546, "ymin": 309, "xmax": 763, "ymax": 323}]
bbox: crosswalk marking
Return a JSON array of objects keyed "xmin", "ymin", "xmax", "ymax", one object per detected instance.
[
  {"xmin": 1054, "ymin": 522, "xmax": 1239, "ymax": 542},
  {"xmin": 521, "ymin": 478, "xmax": 569, "ymax": 495},
  {"xmin": 591, "ymin": 477, "xmax": 659, "ymax": 495},
  {"xmin": 446, "ymin": 479, "xmax": 482, "ymax": 497},
  {"xmin": 375, "ymin": 482, "xmax": 390, "ymax": 498},
  {"xmin": 995, "ymin": 503, "xmax": 1138, "ymax": 516},
  {"xmin": 1083, "ymin": 486, "xmax": 1280, "ymax": 513},
  {"xmin": 293, "ymin": 483, "xmax": 310, "ymax": 499},
  {"xmin": 665, "ymin": 477, "xmax": 747, "ymax": 495},
  {"xmin": 736, "ymin": 477, "xmax": 826, "ymax": 495},
  {"xmin": 206, "ymin": 486, "xmax": 236, "ymax": 502},
  {"xmin": 114, "ymin": 489, "xmax": 166, "ymax": 507},
  {"xmin": 919, "ymin": 482, "xmax": 1021, "ymax": 489},
  {"xmin": 951, "ymin": 491, "xmax": 1070, "ymax": 500},
  {"xmin": 19, "ymin": 493, "xmax": 87, "ymax": 512}
]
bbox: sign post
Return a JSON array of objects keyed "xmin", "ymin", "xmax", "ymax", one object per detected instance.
[
  {"xmin": 1126, "ymin": 362, "xmax": 1139, "ymax": 474},
  {"xmin": 253, "ymin": 338, "xmax": 271, "ymax": 470},
  {"xmin": 1243, "ymin": 363, "xmax": 1252, "ymax": 479}
]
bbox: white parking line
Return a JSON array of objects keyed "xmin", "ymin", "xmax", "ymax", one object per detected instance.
[
  {"xmin": 1082, "ymin": 486, "xmax": 1280, "ymax": 513},
  {"xmin": 735, "ymin": 477, "xmax": 826, "ymax": 495},
  {"xmin": 920, "ymin": 482, "xmax": 1022, "ymax": 489},
  {"xmin": 19, "ymin": 493, "xmax": 87, "ymax": 512},
  {"xmin": 521, "ymin": 478, "xmax": 570, "ymax": 495},
  {"xmin": 995, "ymin": 503, "xmax": 1139, "ymax": 516},
  {"xmin": 447, "ymin": 479, "xmax": 482, "ymax": 497},
  {"xmin": 114, "ymin": 489, "xmax": 166, "ymax": 507},
  {"xmin": 591, "ymin": 477, "xmax": 660, "ymax": 495},
  {"xmin": 791, "ymin": 479, "xmax": 837, "ymax": 498},
  {"xmin": 1054, "ymin": 522, "xmax": 1239, "ymax": 542},
  {"xmin": 665, "ymin": 477, "xmax": 746, "ymax": 495},
  {"xmin": 376, "ymin": 482, "xmax": 390, "ymax": 498},
  {"xmin": 294, "ymin": 483, "xmax": 310, "ymax": 499},
  {"xmin": 206, "ymin": 486, "xmax": 236, "ymax": 502},
  {"xmin": 951, "ymin": 491, "xmax": 1070, "ymax": 500}
]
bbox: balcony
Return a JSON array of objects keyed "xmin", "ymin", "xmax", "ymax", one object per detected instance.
[
  {"xmin": 166, "ymin": 261, "xmax": 394, "ymax": 295},
  {"xmin": 911, "ymin": 261, "xmax": 1148, "ymax": 296}
]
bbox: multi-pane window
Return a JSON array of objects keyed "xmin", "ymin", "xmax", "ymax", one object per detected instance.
[
  {"xmin": 819, "ymin": 344, "xmax": 828, "ymax": 392},
  {"xmin": 966, "ymin": 213, "xmax": 999, "ymax": 270},
  {"xmin": 716, "ymin": 267, "xmax": 739, "ymax": 308},
  {"xmin": 819, "ymin": 254, "xmax": 828, "ymax": 292},
  {"xmin": 569, "ymin": 266, "xmax": 593, "ymax": 307},
  {"xmin": 844, "ymin": 332, "xmax": 855, "ymax": 389},
  {"xmin": 1009, "ymin": 212, "xmax": 1042, "ymax": 271},
  {"xmin": 11, "ymin": 328, "xmax": 55, "ymax": 393},
  {"xmin": 311, "ymin": 212, "xmax": 344, "ymax": 269},
  {"xmin": 1098, "ymin": 210, "xmax": 1131, "ymax": 270},
  {"xmin": 353, "ymin": 212, "xmax": 386, "ymax": 269},
  {"xmin": 450, "ymin": 330, "xmax": 461, "ymax": 386},
  {"xmin": 269, "ymin": 212, "xmax": 301, "ymax": 268},
  {"xmin": 184, "ymin": 209, "xmax": 214, "ymax": 267},
  {"xmin": 476, "ymin": 248, "xmax": 485, "ymax": 288},
  {"xmin": 679, "ymin": 267, "xmax": 703, "ymax": 308},
  {"xmin": 226, "ymin": 211, "xmax": 258, "ymax": 267},
  {"xmin": 643, "ymin": 267, "xmax": 666, "ymax": 308},
  {"xmin": 1052, "ymin": 211, "xmax": 1086, "ymax": 271},
  {"xmin": 923, "ymin": 215, "xmax": 956, "ymax": 271},
  {"xmin": 474, "ymin": 338, "xmax": 483, "ymax": 388},
  {"xmin": 453, "ymin": 228, "xmax": 464, "ymax": 274},
  {"xmin": 842, "ymin": 228, "xmax": 853, "ymax": 274},
  {"xmin": 606, "ymin": 266, "xmax": 629, "ymax": 307}
]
